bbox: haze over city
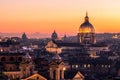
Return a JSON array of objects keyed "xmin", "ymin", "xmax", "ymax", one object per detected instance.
[{"xmin": 0, "ymin": 0, "xmax": 120, "ymax": 38}]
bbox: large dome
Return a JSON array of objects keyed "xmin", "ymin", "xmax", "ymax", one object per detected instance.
[{"xmin": 79, "ymin": 13, "xmax": 95, "ymax": 33}]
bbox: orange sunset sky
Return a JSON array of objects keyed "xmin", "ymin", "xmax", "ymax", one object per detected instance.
[{"xmin": 0, "ymin": 0, "xmax": 120, "ymax": 36}]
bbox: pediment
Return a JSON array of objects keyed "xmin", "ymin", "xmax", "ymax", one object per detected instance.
[
  {"xmin": 45, "ymin": 40, "xmax": 58, "ymax": 48},
  {"xmin": 21, "ymin": 73, "xmax": 47, "ymax": 80},
  {"xmin": 59, "ymin": 61, "xmax": 65, "ymax": 66},
  {"xmin": 73, "ymin": 71, "xmax": 84, "ymax": 80},
  {"xmin": 49, "ymin": 61, "xmax": 58, "ymax": 66},
  {"xmin": 49, "ymin": 61, "xmax": 65, "ymax": 67}
]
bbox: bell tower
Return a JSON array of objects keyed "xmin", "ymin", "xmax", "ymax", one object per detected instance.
[
  {"xmin": 19, "ymin": 53, "xmax": 35, "ymax": 78},
  {"xmin": 49, "ymin": 54, "xmax": 65, "ymax": 80}
]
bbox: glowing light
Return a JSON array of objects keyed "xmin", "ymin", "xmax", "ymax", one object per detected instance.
[
  {"xmin": 112, "ymin": 35, "xmax": 119, "ymax": 39},
  {"xmin": 88, "ymin": 64, "xmax": 91, "ymax": 68},
  {"xmin": 79, "ymin": 27, "xmax": 94, "ymax": 33},
  {"xmin": 84, "ymin": 64, "xmax": 86, "ymax": 68},
  {"xmin": 63, "ymin": 67, "xmax": 66, "ymax": 71}
]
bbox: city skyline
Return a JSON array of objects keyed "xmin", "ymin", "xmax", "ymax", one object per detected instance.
[
  {"xmin": 0, "ymin": 0, "xmax": 120, "ymax": 36},
  {"xmin": 0, "ymin": 1, "xmax": 120, "ymax": 79}
]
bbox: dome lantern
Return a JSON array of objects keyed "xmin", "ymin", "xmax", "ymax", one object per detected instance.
[{"xmin": 85, "ymin": 11, "xmax": 89, "ymax": 22}]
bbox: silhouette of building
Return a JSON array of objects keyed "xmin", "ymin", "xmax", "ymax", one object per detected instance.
[
  {"xmin": 22, "ymin": 32, "xmax": 28, "ymax": 41},
  {"xmin": 51, "ymin": 30, "xmax": 58, "ymax": 40},
  {"xmin": 62, "ymin": 34, "xmax": 67, "ymax": 42}
]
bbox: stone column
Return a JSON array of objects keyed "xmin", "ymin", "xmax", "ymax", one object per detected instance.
[
  {"xmin": 20, "ymin": 67, "xmax": 23, "ymax": 78},
  {"xmin": 56, "ymin": 69, "xmax": 60, "ymax": 80},
  {"xmin": 50, "ymin": 68, "xmax": 53, "ymax": 80},
  {"xmin": 61, "ymin": 70, "xmax": 64, "ymax": 79}
]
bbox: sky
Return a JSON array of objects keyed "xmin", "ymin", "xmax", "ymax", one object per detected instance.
[{"xmin": 0, "ymin": 0, "xmax": 120, "ymax": 37}]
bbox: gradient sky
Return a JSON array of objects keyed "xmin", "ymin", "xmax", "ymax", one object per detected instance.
[{"xmin": 0, "ymin": 0, "xmax": 120, "ymax": 36}]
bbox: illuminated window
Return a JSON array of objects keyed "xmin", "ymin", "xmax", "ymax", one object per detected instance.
[
  {"xmin": 72, "ymin": 65, "xmax": 74, "ymax": 68},
  {"xmin": 101, "ymin": 65, "xmax": 104, "ymax": 68},
  {"xmin": 0, "ymin": 49, "xmax": 3, "ymax": 52},
  {"xmin": 108, "ymin": 65, "xmax": 111, "ymax": 68},
  {"xmin": 84, "ymin": 64, "xmax": 86, "ymax": 68},
  {"xmin": 105, "ymin": 65, "xmax": 107, "ymax": 68},
  {"xmin": 88, "ymin": 64, "xmax": 91, "ymax": 68},
  {"xmin": 76, "ymin": 65, "xmax": 78, "ymax": 68}
]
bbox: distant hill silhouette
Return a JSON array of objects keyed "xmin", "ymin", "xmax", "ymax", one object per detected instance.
[{"xmin": 0, "ymin": 32, "xmax": 50, "ymax": 38}]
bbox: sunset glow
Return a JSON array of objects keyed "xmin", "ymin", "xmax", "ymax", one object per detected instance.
[{"xmin": 0, "ymin": 0, "xmax": 120, "ymax": 36}]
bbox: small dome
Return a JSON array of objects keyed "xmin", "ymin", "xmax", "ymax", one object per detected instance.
[
  {"xmin": 22, "ymin": 32, "xmax": 28, "ymax": 40},
  {"xmin": 79, "ymin": 12, "xmax": 95, "ymax": 33},
  {"xmin": 52, "ymin": 54, "xmax": 61, "ymax": 60},
  {"xmin": 51, "ymin": 30, "xmax": 58, "ymax": 40}
]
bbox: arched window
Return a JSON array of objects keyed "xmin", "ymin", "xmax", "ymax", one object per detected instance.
[
  {"xmin": 9, "ymin": 57, "xmax": 14, "ymax": 61},
  {"xmin": 1, "ymin": 57, "xmax": 6, "ymax": 61},
  {"xmin": 18, "ymin": 57, "xmax": 22, "ymax": 61}
]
